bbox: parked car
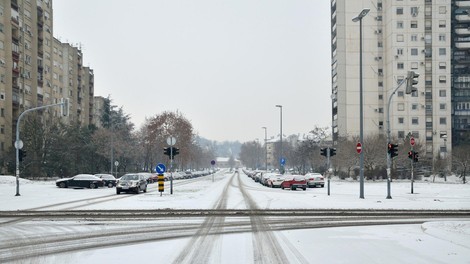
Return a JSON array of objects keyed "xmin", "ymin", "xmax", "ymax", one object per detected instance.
[
  {"xmin": 56, "ymin": 174, "xmax": 104, "ymax": 189},
  {"xmin": 116, "ymin": 173, "xmax": 148, "ymax": 194},
  {"xmin": 267, "ymin": 174, "xmax": 285, "ymax": 188},
  {"xmin": 137, "ymin": 172, "xmax": 153, "ymax": 183},
  {"xmin": 304, "ymin": 173, "xmax": 325, "ymax": 188},
  {"xmin": 281, "ymin": 175, "xmax": 307, "ymax": 190},
  {"xmin": 95, "ymin": 173, "xmax": 117, "ymax": 188}
]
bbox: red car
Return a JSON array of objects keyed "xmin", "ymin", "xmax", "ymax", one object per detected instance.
[{"xmin": 281, "ymin": 175, "xmax": 307, "ymax": 191}]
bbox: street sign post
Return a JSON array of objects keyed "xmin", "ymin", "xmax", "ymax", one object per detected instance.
[
  {"xmin": 356, "ymin": 142, "xmax": 362, "ymax": 154},
  {"xmin": 167, "ymin": 136, "xmax": 176, "ymax": 146},
  {"xmin": 156, "ymin": 163, "xmax": 166, "ymax": 174},
  {"xmin": 410, "ymin": 137, "xmax": 415, "ymax": 146}
]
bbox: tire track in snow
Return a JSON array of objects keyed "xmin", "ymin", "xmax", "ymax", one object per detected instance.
[{"xmin": 172, "ymin": 173, "xmax": 235, "ymax": 264}]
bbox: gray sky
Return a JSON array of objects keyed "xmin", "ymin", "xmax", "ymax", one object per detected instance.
[{"xmin": 53, "ymin": 0, "xmax": 332, "ymax": 142}]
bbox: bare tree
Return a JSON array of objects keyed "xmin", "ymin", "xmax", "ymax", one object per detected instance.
[{"xmin": 452, "ymin": 145, "xmax": 470, "ymax": 184}]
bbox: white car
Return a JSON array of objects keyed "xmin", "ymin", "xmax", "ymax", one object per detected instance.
[
  {"xmin": 305, "ymin": 173, "xmax": 325, "ymax": 188},
  {"xmin": 267, "ymin": 174, "xmax": 285, "ymax": 188}
]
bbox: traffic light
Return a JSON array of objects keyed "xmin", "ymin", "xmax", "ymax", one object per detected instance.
[
  {"xmin": 408, "ymin": 151, "xmax": 414, "ymax": 160},
  {"xmin": 19, "ymin": 149, "xmax": 26, "ymax": 162},
  {"xmin": 60, "ymin": 98, "xmax": 69, "ymax": 117},
  {"xmin": 320, "ymin": 148, "xmax": 327, "ymax": 157},
  {"xmin": 406, "ymin": 71, "xmax": 419, "ymax": 94},
  {"xmin": 413, "ymin": 152, "xmax": 419, "ymax": 162},
  {"xmin": 164, "ymin": 147, "xmax": 171, "ymax": 158},
  {"xmin": 172, "ymin": 147, "xmax": 180, "ymax": 157},
  {"xmin": 388, "ymin": 143, "xmax": 398, "ymax": 158},
  {"xmin": 329, "ymin": 148, "xmax": 336, "ymax": 157}
]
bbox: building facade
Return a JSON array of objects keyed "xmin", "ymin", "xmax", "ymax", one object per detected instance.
[
  {"xmin": 452, "ymin": 0, "xmax": 470, "ymax": 146},
  {"xmin": 0, "ymin": 0, "xmax": 94, "ymax": 161},
  {"xmin": 331, "ymin": 0, "xmax": 452, "ymax": 160}
]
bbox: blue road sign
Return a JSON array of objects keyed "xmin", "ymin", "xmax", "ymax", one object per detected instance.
[
  {"xmin": 211, "ymin": 160, "xmax": 216, "ymax": 166},
  {"xmin": 156, "ymin": 163, "xmax": 166, "ymax": 174},
  {"xmin": 280, "ymin": 158, "xmax": 286, "ymax": 166}
]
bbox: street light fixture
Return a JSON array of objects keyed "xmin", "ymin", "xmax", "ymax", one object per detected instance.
[
  {"xmin": 352, "ymin": 8, "xmax": 370, "ymax": 199},
  {"xmin": 275, "ymin": 105, "xmax": 283, "ymax": 173},
  {"xmin": 262, "ymin": 127, "xmax": 268, "ymax": 171}
]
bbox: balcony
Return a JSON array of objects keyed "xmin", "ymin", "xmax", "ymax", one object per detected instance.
[
  {"xmin": 456, "ymin": 42, "xmax": 470, "ymax": 49},
  {"xmin": 456, "ymin": 28, "xmax": 470, "ymax": 35},
  {"xmin": 11, "ymin": 0, "xmax": 19, "ymax": 10},
  {"xmin": 456, "ymin": 14, "xmax": 470, "ymax": 22},
  {"xmin": 456, "ymin": 0, "xmax": 470, "ymax": 7}
]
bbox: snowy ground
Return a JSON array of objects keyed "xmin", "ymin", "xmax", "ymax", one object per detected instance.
[{"xmin": 1, "ymin": 172, "xmax": 470, "ymax": 263}]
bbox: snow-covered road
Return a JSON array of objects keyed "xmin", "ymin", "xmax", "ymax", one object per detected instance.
[{"xmin": 1, "ymin": 171, "xmax": 470, "ymax": 263}]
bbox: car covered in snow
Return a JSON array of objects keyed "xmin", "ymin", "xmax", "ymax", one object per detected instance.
[
  {"xmin": 304, "ymin": 173, "xmax": 325, "ymax": 188},
  {"xmin": 94, "ymin": 173, "xmax": 117, "ymax": 188},
  {"xmin": 266, "ymin": 173, "xmax": 285, "ymax": 188},
  {"xmin": 56, "ymin": 174, "xmax": 104, "ymax": 189},
  {"xmin": 280, "ymin": 175, "xmax": 307, "ymax": 191}
]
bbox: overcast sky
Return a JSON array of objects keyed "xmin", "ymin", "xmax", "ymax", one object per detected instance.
[{"xmin": 53, "ymin": 0, "xmax": 332, "ymax": 142}]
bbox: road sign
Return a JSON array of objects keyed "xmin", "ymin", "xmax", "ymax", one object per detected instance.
[
  {"xmin": 211, "ymin": 160, "xmax": 216, "ymax": 166},
  {"xmin": 356, "ymin": 142, "xmax": 362, "ymax": 154},
  {"xmin": 280, "ymin": 158, "xmax": 286, "ymax": 166},
  {"xmin": 156, "ymin": 163, "xmax": 166, "ymax": 174},
  {"xmin": 167, "ymin": 136, "xmax": 176, "ymax": 146},
  {"xmin": 14, "ymin": 140, "xmax": 23, "ymax": 149},
  {"xmin": 114, "ymin": 161, "xmax": 119, "ymax": 167},
  {"xmin": 410, "ymin": 137, "xmax": 415, "ymax": 146}
]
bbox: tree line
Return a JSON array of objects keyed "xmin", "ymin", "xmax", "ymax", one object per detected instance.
[
  {"xmin": 0, "ymin": 98, "xmax": 215, "ymax": 179},
  {"xmin": 238, "ymin": 127, "xmax": 469, "ymax": 183}
]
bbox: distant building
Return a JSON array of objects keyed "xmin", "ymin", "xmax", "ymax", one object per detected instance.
[{"xmin": 216, "ymin": 157, "xmax": 241, "ymax": 168}]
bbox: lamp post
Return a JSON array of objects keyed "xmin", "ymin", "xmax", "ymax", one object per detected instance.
[
  {"xmin": 352, "ymin": 8, "xmax": 370, "ymax": 199},
  {"xmin": 275, "ymin": 105, "xmax": 283, "ymax": 173},
  {"xmin": 262, "ymin": 127, "xmax": 267, "ymax": 171}
]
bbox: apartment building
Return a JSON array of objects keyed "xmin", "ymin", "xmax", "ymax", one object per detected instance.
[
  {"xmin": 0, "ymin": 0, "xmax": 94, "ymax": 159},
  {"xmin": 452, "ymin": 0, "xmax": 470, "ymax": 146},
  {"xmin": 331, "ymin": 0, "xmax": 452, "ymax": 160}
]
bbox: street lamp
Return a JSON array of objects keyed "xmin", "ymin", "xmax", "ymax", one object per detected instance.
[
  {"xmin": 352, "ymin": 8, "xmax": 370, "ymax": 199},
  {"xmin": 275, "ymin": 105, "xmax": 283, "ymax": 173},
  {"xmin": 262, "ymin": 127, "xmax": 267, "ymax": 170}
]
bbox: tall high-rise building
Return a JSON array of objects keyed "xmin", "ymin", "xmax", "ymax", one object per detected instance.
[
  {"xmin": 0, "ymin": 0, "xmax": 94, "ymax": 164},
  {"xmin": 451, "ymin": 1, "xmax": 470, "ymax": 146},
  {"xmin": 331, "ymin": 0, "xmax": 452, "ymax": 160}
]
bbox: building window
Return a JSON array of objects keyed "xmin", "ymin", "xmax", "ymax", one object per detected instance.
[
  {"xmin": 397, "ymin": 48, "xmax": 403, "ymax": 55},
  {"xmin": 378, "ymin": 108, "xmax": 383, "ymax": 113},
  {"xmin": 0, "ymin": 125, "xmax": 4, "ymax": 134},
  {"xmin": 0, "ymin": 108, "xmax": 4, "ymax": 117},
  {"xmin": 378, "ymin": 41, "xmax": 383, "ymax": 47},
  {"xmin": 397, "ymin": 21, "xmax": 404, "ymax": 29},
  {"xmin": 412, "ymin": 131, "xmax": 419, "ymax": 139},
  {"xmin": 397, "ymin": 63, "xmax": 404, "ymax": 69},
  {"xmin": 397, "ymin": 7, "xmax": 404, "ymax": 15},
  {"xmin": 378, "ymin": 81, "xmax": 383, "ymax": 87},
  {"xmin": 412, "ymin": 104, "xmax": 419, "ymax": 110},
  {"xmin": 439, "ymin": 6, "xmax": 446, "ymax": 14},
  {"xmin": 439, "ymin": 34, "xmax": 446, "ymax": 41},
  {"xmin": 440, "ymin": 103, "xmax": 446, "ymax": 110},
  {"xmin": 398, "ymin": 131, "xmax": 405, "ymax": 139},
  {"xmin": 411, "ymin": 48, "xmax": 418, "ymax": 56},
  {"xmin": 397, "ymin": 34, "xmax": 404, "ymax": 42},
  {"xmin": 398, "ymin": 91, "xmax": 404, "ymax": 97},
  {"xmin": 412, "ymin": 117, "xmax": 419, "ymax": 125},
  {"xmin": 439, "ymin": 62, "xmax": 446, "ymax": 69},
  {"xmin": 398, "ymin": 117, "xmax": 404, "ymax": 124},
  {"xmin": 398, "ymin": 103, "xmax": 405, "ymax": 111},
  {"xmin": 439, "ymin": 20, "xmax": 446, "ymax": 28},
  {"xmin": 378, "ymin": 94, "xmax": 383, "ymax": 100},
  {"xmin": 410, "ymin": 21, "xmax": 418, "ymax": 28},
  {"xmin": 411, "ymin": 7, "xmax": 418, "ymax": 16},
  {"xmin": 440, "ymin": 117, "xmax": 446, "ymax": 125},
  {"xmin": 439, "ymin": 90, "xmax": 446, "ymax": 97},
  {"xmin": 411, "ymin": 35, "xmax": 418, "ymax": 41},
  {"xmin": 439, "ymin": 48, "xmax": 446, "ymax": 56},
  {"xmin": 411, "ymin": 62, "xmax": 418, "ymax": 69},
  {"xmin": 412, "ymin": 91, "xmax": 418, "ymax": 97},
  {"xmin": 439, "ymin": 76, "xmax": 446, "ymax": 83}
]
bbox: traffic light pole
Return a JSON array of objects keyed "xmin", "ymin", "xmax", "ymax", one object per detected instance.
[
  {"xmin": 15, "ymin": 101, "xmax": 67, "ymax": 196},
  {"xmin": 327, "ymin": 148, "xmax": 330, "ymax": 196},
  {"xmin": 170, "ymin": 147, "xmax": 173, "ymax": 195},
  {"xmin": 386, "ymin": 78, "xmax": 407, "ymax": 199},
  {"xmin": 411, "ymin": 147, "xmax": 414, "ymax": 194}
]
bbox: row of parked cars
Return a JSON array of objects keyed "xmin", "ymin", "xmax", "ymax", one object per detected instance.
[
  {"xmin": 243, "ymin": 170, "xmax": 325, "ymax": 191},
  {"xmin": 55, "ymin": 169, "xmax": 219, "ymax": 194}
]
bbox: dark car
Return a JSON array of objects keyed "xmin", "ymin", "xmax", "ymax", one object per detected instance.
[
  {"xmin": 95, "ymin": 174, "xmax": 117, "ymax": 188},
  {"xmin": 116, "ymin": 173, "xmax": 148, "ymax": 194},
  {"xmin": 281, "ymin": 175, "xmax": 307, "ymax": 191},
  {"xmin": 56, "ymin": 174, "xmax": 104, "ymax": 189}
]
